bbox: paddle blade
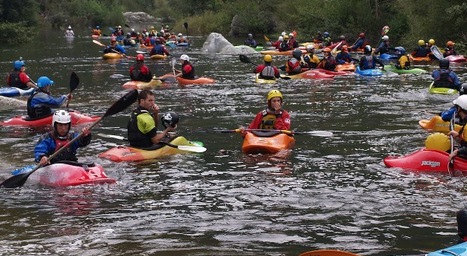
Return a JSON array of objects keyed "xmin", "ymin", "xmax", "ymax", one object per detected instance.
[
  {"xmin": 264, "ymin": 35, "xmax": 270, "ymax": 42},
  {"xmin": 70, "ymin": 72, "xmax": 80, "ymax": 92},
  {"xmin": 239, "ymin": 54, "xmax": 251, "ymax": 64},
  {"xmin": 183, "ymin": 22, "xmax": 188, "ymax": 30},
  {"xmin": 1, "ymin": 165, "xmax": 40, "ymax": 188},
  {"xmin": 103, "ymin": 89, "xmax": 138, "ymax": 118},
  {"xmin": 178, "ymin": 145, "xmax": 207, "ymax": 153},
  {"xmin": 92, "ymin": 39, "xmax": 105, "ymax": 47},
  {"xmin": 125, "ymin": 24, "xmax": 131, "ymax": 29},
  {"xmin": 431, "ymin": 46, "xmax": 443, "ymax": 60}
]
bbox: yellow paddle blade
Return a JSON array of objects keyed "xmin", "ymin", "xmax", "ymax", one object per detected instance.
[{"xmin": 263, "ymin": 35, "xmax": 270, "ymax": 42}]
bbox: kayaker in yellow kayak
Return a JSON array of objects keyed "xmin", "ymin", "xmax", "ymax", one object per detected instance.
[
  {"xmin": 253, "ymin": 55, "xmax": 280, "ymax": 80},
  {"xmin": 431, "ymin": 58, "xmax": 462, "ymax": 91},
  {"xmin": 127, "ymin": 90, "xmax": 178, "ymax": 148}
]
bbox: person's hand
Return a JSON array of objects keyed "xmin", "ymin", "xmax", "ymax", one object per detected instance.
[
  {"xmin": 67, "ymin": 93, "xmax": 73, "ymax": 101},
  {"xmin": 449, "ymin": 149, "xmax": 458, "ymax": 160},
  {"xmin": 39, "ymin": 156, "xmax": 49, "ymax": 166},
  {"xmin": 151, "ymin": 103, "xmax": 159, "ymax": 113},
  {"xmin": 82, "ymin": 126, "xmax": 91, "ymax": 136}
]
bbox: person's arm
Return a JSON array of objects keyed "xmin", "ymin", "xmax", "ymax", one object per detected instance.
[
  {"xmin": 34, "ymin": 134, "xmax": 53, "ymax": 164},
  {"xmin": 248, "ymin": 112, "xmax": 263, "ymax": 130},
  {"xmin": 274, "ymin": 111, "xmax": 291, "ymax": 130},
  {"xmin": 151, "ymin": 126, "xmax": 176, "ymax": 144}
]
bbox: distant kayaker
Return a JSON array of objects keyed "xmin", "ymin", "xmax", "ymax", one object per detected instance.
[
  {"xmin": 432, "ymin": 58, "xmax": 461, "ymax": 90},
  {"xmin": 322, "ymin": 32, "xmax": 332, "ymax": 47},
  {"xmin": 359, "ymin": 45, "xmax": 385, "ymax": 70},
  {"xmin": 175, "ymin": 54, "xmax": 195, "ymax": 79},
  {"xmin": 244, "ymin": 33, "xmax": 257, "ymax": 48},
  {"xmin": 317, "ymin": 47, "xmax": 337, "ymax": 71},
  {"xmin": 130, "ymin": 54, "xmax": 153, "ymax": 82},
  {"xmin": 279, "ymin": 35, "xmax": 291, "ymax": 52},
  {"xmin": 240, "ymin": 89, "xmax": 291, "ymax": 133},
  {"xmin": 444, "ymin": 41, "xmax": 457, "ymax": 57},
  {"xmin": 411, "ymin": 39, "xmax": 429, "ymax": 57},
  {"xmin": 64, "ymin": 25, "xmax": 74, "ymax": 37},
  {"xmin": 27, "ymin": 76, "xmax": 70, "ymax": 119},
  {"xmin": 149, "ymin": 39, "xmax": 170, "ymax": 57},
  {"xmin": 394, "ymin": 47, "xmax": 411, "ymax": 70},
  {"xmin": 35, "ymin": 110, "xmax": 91, "ymax": 166},
  {"xmin": 335, "ymin": 45, "xmax": 354, "ymax": 64},
  {"xmin": 350, "ymin": 32, "xmax": 367, "ymax": 52},
  {"xmin": 253, "ymin": 54, "xmax": 280, "ymax": 80},
  {"xmin": 127, "ymin": 90, "xmax": 178, "ymax": 148},
  {"xmin": 374, "ymin": 35, "xmax": 391, "ymax": 55},
  {"xmin": 103, "ymin": 37, "xmax": 126, "ymax": 54},
  {"xmin": 448, "ymin": 95, "xmax": 467, "ymax": 161},
  {"xmin": 6, "ymin": 59, "xmax": 38, "ymax": 90},
  {"xmin": 302, "ymin": 45, "xmax": 320, "ymax": 69},
  {"xmin": 92, "ymin": 25, "xmax": 101, "ymax": 37},
  {"xmin": 286, "ymin": 49, "xmax": 305, "ymax": 75}
]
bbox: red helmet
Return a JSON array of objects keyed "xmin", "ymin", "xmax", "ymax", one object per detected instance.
[
  {"xmin": 342, "ymin": 45, "xmax": 348, "ymax": 52},
  {"xmin": 111, "ymin": 37, "xmax": 117, "ymax": 42},
  {"xmin": 136, "ymin": 54, "xmax": 144, "ymax": 61},
  {"xmin": 359, "ymin": 32, "xmax": 365, "ymax": 37}
]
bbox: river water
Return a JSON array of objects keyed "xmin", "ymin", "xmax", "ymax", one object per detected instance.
[{"xmin": 0, "ymin": 29, "xmax": 467, "ymax": 256}]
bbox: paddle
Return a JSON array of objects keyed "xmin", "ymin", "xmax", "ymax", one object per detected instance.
[
  {"xmin": 0, "ymin": 89, "xmax": 139, "ymax": 188},
  {"xmin": 375, "ymin": 25, "xmax": 390, "ymax": 50},
  {"xmin": 431, "ymin": 45, "xmax": 443, "ymax": 60},
  {"xmin": 66, "ymin": 71, "xmax": 80, "ymax": 108},
  {"xmin": 238, "ymin": 54, "xmax": 291, "ymax": 80},
  {"xmin": 448, "ymin": 114, "xmax": 455, "ymax": 175},
  {"xmin": 171, "ymin": 57, "xmax": 177, "ymax": 76},
  {"xmin": 97, "ymin": 133, "xmax": 207, "ymax": 153},
  {"xmin": 92, "ymin": 39, "xmax": 129, "ymax": 59},
  {"xmin": 213, "ymin": 128, "xmax": 333, "ymax": 137},
  {"xmin": 331, "ymin": 41, "xmax": 343, "ymax": 56},
  {"xmin": 264, "ymin": 35, "xmax": 270, "ymax": 42},
  {"xmin": 183, "ymin": 22, "xmax": 189, "ymax": 41}
]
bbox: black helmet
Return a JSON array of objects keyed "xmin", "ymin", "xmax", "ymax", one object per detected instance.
[
  {"xmin": 292, "ymin": 49, "xmax": 302, "ymax": 59},
  {"xmin": 439, "ymin": 58, "xmax": 450, "ymax": 69},
  {"xmin": 364, "ymin": 45, "xmax": 372, "ymax": 54},
  {"xmin": 161, "ymin": 111, "xmax": 179, "ymax": 128},
  {"xmin": 460, "ymin": 83, "xmax": 467, "ymax": 95}
]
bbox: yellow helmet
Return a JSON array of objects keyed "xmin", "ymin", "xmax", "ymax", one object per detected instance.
[
  {"xmin": 284, "ymin": 35, "xmax": 289, "ymax": 40},
  {"xmin": 418, "ymin": 39, "xmax": 425, "ymax": 46},
  {"xmin": 264, "ymin": 54, "xmax": 272, "ymax": 63},
  {"xmin": 429, "ymin": 39, "xmax": 435, "ymax": 45},
  {"xmin": 425, "ymin": 132, "xmax": 450, "ymax": 152},
  {"xmin": 267, "ymin": 90, "xmax": 283, "ymax": 101}
]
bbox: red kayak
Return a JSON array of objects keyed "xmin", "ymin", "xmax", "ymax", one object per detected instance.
[
  {"xmin": 176, "ymin": 76, "xmax": 215, "ymax": 86},
  {"xmin": 287, "ymin": 69, "xmax": 335, "ymax": 79},
  {"xmin": 446, "ymin": 55, "xmax": 467, "ymax": 63},
  {"xmin": 384, "ymin": 148, "xmax": 467, "ymax": 173},
  {"xmin": 0, "ymin": 111, "xmax": 100, "ymax": 127}
]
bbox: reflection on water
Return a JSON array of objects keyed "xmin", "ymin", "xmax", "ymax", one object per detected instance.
[{"xmin": 0, "ymin": 29, "xmax": 467, "ymax": 255}]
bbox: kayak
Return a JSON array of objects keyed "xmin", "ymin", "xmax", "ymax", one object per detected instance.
[
  {"xmin": 427, "ymin": 241, "xmax": 467, "ymax": 256},
  {"xmin": 316, "ymin": 68, "xmax": 352, "ymax": 76},
  {"xmin": 13, "ymin": 161, "xmax": 115, "ymax": 187},
  {"xmin": 102, "ymin": 53, "xmax": 123, "ymax": 59},
  {"xmin": 260, "ymin": 49, "xmax": 307, "ymax": 56},
  {"xmin": 355, "ymin": 66, "xmax": 383, "ymax": 76},
  {"xmin": 299, "ymin": 250, "xmax": 360, "ymax": 256},
  {"xmin": 419, "ymin": 115, "xmax": 462, "ymax": 134},
  {"xmin": 384, "ymin": 65, "xmax": 427, "ymax": 74},
  {"xmin": 287, "ymin": 69, "xmax": 335, "ymax": 79},
  {"xmin": 176, "ymin": 76, "xmax": 215, "ymax": 86},
  {"xmin": 428, "ymin": 81, "xmax": 459, "ymax": 95},
  {"xmin": 409, "ymin": 55, "xmax": 432, "ymax": 62},
  {"xmin": 335, "ymin": 63, "xmax": 356, "ymax": 72},
  {"xmin": 150, "ymin": 54, "xmax": 168, "ymax": 60},
  {"xmin": 122, "ymin": 79, "xmax": 162, "ymax": 89},
  {"xmin": 255, "ymin": 73, "xmax": 277, "ymax": 84},
  {"xmin": 0, "ymin": 87, "xmax": 34, "ymax": 97},
  {"xmin": 446, "ymin": 55, "xmax": 467, "ymax": 63},
  {"xmin": 242, "ymin": 131, "xmax": 295, "ymax": 154},
  {"xmin": 379, "ymin": 53, "xmax": 398, "ymax": 61},
  {"xmin": 0, "ymin": 110, "xmax": 100, "ymax": 127},
  {"xmin": 383, "ymin": 148, "xmax": 467, "ymax": 173},
  {"xmin": 98, "ymin": 136, "xmax": 204, "ymax": 162}
]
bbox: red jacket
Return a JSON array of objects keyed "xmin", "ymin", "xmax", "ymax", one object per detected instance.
[{"xmin": 248, "ymin": 109, "xmax": 291, "ymax": 130}]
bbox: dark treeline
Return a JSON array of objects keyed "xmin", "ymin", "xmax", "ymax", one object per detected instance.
[{"xmin": 1, "ymin": 0, "xmax": 466, "ymax": 52}]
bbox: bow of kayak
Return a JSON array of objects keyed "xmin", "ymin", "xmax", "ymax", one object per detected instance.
[
  {"xmin": 428, "ymin": 81, "xmax": 459, "ymax": 95},
  {"xmin": 102, "ymin": 53, "xmax": 123, "ymax": 59},
  {"xmin": 0, "ymin": 111, "xmax": 100, "ymax": 127},
  {"xmin": 176, "ymin": 76, "xmax": 215, "ymax": 86},
  {"xmin": 419, "ymin": 115, "xmax": 462, "ymax": 134},
  {"xmin": 0, "ymin": 87, "xmax": 34, "ymax": 97},
  {"xmin": 427, "ymin": 241, "xmax": 467, "ymax": 256},
  {"xmin": 242, "ymin": 131, "xmax": 295, "ymax": 154},
  {"xmin": 122, "ymin": 79, "xmax": 163, "ymax": 90},
  {"xmin": 255, "ymin": 73, "xmax": 277, "ymax": 84}
]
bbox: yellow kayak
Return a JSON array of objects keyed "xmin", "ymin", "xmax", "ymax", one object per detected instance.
[
  {"xmin": 255, "ymin": 73, "xmax": 277, "ymax": 84},
  {"xmin": 419, "ymin": 115, "xmax": 461, "ymax": 134}
]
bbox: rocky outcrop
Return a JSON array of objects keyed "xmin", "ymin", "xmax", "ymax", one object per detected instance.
[
  {"xmin": 0, "ymin": 96, "xmax": 26, "ymax": 111},
  {"xmin": 201, "ymin": 32, "xmax": 258, "ymax": 55}
]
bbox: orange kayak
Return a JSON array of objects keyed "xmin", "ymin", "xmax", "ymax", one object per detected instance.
[
  {"xmin": 260, "ymin": 49, "xmax": 307, "ymax": 56},
  {"xmin": 150, "ymin": 54, "xmax": 168, "ymax": 60},
  {"xmin": 419, "ymin": 115, "xmax": 461, "ymax": 134},
  {"xmin": 102, "ymin": 53, "xmax": 122, "ymax": 59},
  {"xmin": 242, "ymin": 131, "xmax": 295, "ymax": 154},
  {"xmin": 122, "ymin": 79, "xmax": 162, "ymax": 90},
  {"xmin": 176, "ymin": 76, "xmax": 215, "ymax": 86},
  {"xmin": 409, "ymin": 55, "xmax": 431, "ymax": 62}
]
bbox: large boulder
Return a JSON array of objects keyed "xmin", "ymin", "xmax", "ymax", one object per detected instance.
[
  {"xmin": 201, "ymin": 32, "xmax": 257, "ymax": 55},
  {"xmin": 0, "ymin": 96, "xmax": 26, "ymax": 111}
]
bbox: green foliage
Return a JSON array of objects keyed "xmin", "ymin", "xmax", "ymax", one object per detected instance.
[
  {"xmin": 0, "ymin": 22, "xmax": 36, "ymax": 45},
  {"xmin": 0, "ymin": 0, "xmax": 38, "ymax": 25},
  {"xmin": 183, "ymin": 11, "xmax": 231, "ymax": 35}
]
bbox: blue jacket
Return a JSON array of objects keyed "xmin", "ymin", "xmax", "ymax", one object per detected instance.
[
  {"xmin": 27, "ymin": 90, "xmax": 67, "ymax": 118},
  {"xmin": 34, "ymin": 131, "xmax": 91, "ymax": 163},
  {"xmin": 432, "ymin": 69, "xmax": 461, "ymax": 89}
]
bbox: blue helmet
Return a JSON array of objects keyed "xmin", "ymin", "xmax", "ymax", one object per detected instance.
[
  {"xmin": 37, "ymin": 76, "xmax": 54, "ymax": 88},
  {"xmin": 395, "ymin": 46, "xmax": 406, "ymax": 55},
  {"xmin": 14, "ymin": 60, "xmax": 25, "ymax": 70},
  {"xmin": 323, "ymin": 32, "xmax": 330, "ymax": 37}
]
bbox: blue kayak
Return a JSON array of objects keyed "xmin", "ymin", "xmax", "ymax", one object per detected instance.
[
  {"xmin": 0, "ymin": 87, "xmax": 34, "ymax": 97},
  {"xmin": 355, "ymin": 66, "xmax": 383, "ymax": 77},
  {"xmin": 427, "ymin": 241, "xmax": 467, "ymax": 255},
  {"xmin": 379, "ymin": 53, "xmax": 398, "ymax": 60}
]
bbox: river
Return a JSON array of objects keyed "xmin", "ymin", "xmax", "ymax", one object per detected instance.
[{"xmin": 0, "ymin": 28, "xmax": 467, "ymax": 256}]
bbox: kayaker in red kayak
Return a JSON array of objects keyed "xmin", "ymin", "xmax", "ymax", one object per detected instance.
[
  {"xmin": 448, "ymin": 95, "xmax": 467, "ymax": 162},
  {"xmin": 286, "ymin": 49, "xmax": 305, "ymax": 75},
  {"xmin": 444, "ymin": 41, "xmax": 457, "ymax": 57},
  {"xmin": 27, "ymin": 76, "xmax": 70, "ymax": 119},
  {"xmin": 35, "ymin": 110, "xmax": 91, "ymax": 166},
  {"xmin": 6, "ymin": 59, "xmax": 38, "ymax": 90},
  {"xmin": 253, "ymin": 55, "xmax": 280, "ymax": 80},
  {"xmin": 302, "ymin": 45, "xmax": 320, "ymax": 69},
  {"xmin": 317, "ymin": 47, "xmax": 337, "ymax": 71},
  {"xmin": 130, "ymin": 54, "xmax": 153, "ymax": 82},
  {"xmin": 176, "ymin": 54, "xmax": 195, "ymax": 79},
  {"xmin": 127, "ymin": 90, "xmax": 178, "ymax": 148},
  {"xmin": 240, "ymin": 89, "xmax": 291, "ymax": 133}
]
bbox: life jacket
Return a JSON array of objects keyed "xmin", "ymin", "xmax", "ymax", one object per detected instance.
[
  {"xmin": 50, "ymin": 131, "xmax": 77, "ymax": 163},
  {"xmin": 152, "ymin": 44, "xmax": 165, "ymax": 55},
  {"xmin": 286, "ymin": 58, "xmax": 302, "ymax": 74},
  {"xmin": 395, "ymin": 55, "xmax": 411, "ymax": 70},
  {"xmin": 27, "ymin": 91, "xmax": 53, "ymax": 119},
  {"xmin": 303, "ymin": 54, "xmax": 317, "ymax": 68},
  {"xmin": 127, "ymin": 107, "xmax": 154, "ymax": 148},
  {"xmin": 433, "ymin": 69, "xmax": 454, "ymax": 88},
  {"xmin": 7, "ymin": 71, "xmax": 27, "ymax": 89},
  {"xmin": 322, "ymin": 56, "xmax": 337, "ymax": 71},
  {"xmin": 259, "ymin": 65, "xmax": 275, "ymax": 79},
  {"xmin": 260, "ymin": 109, "xmax": 283, "ymax": 130},
  {"xmin": 279, "ymin": 41, "xmax": 290, "ymax": 51},
  {"xmin": 182, "ymin": 62, "xmax": 195, "ymax": 79},
  {"xmin": 362, "ymin": 56, "xmax": 375, "ymax": 69},
  {"xmin": 414, "ymin": 46, "xmax": 429, "ymax": 57}
]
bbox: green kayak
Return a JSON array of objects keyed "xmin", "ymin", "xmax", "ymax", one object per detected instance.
[
  {"xmin": 428, "ymin": 82, "xmax": 459, "ymax": 95},
  {"xmin": 384, "ymin": 65, "xmax": 427, "ymax": 74}
]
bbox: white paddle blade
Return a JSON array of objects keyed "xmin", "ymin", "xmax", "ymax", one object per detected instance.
[
  {"xmin": 307, "ymin": 131, "xmax": 334, "ymax": 137},
  {"xmin": 178, "ymin": 145, "xmax": 207, "ymax": 153}
]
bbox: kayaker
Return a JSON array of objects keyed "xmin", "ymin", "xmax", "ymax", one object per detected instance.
[
  {"xmin": 411, "ymin": 39, "xmax": 429, "ymax": 57},
  {"xmin": 432, "ymin": 58, "xmax": 461, "ymax": 91},
  {"xmin": 149, "ymin": 38, "xmax": 170, "ymax": 57},
  {"xmin": 27, "ymin": 76, "xmax": 69, "ymax": 119},
  {"xmin": 394, "ymin": 47, "xmax": 411, "ymax": 70},
  {"xmin": 287, "ymin": 33, "xmax": 299, "ymax": 49},
  {"xmin": 322, "ymin": 32, "xmax": 332, "ymax": 47},
  {"xmin": 335, "ymin": 45, "xmax": 353, "ymax": 64},
  {"xmin": 240, "ymin": 89, "xmax": 291, "ymax": 133},
  {"xmin": 35, "ymin": 110, "xmax": 91, "ymax": 166},
  {"xmin": 374, "ymin": 35, "xmax": 391, "ymax": 55},
  {"xmin": 127, "ymin": 90, "xmax": 178, "ymax": 148},
  {"xmin": 317, "ymin": 47, "xmax": 337, "ymax": 71},
  {"xmin": 271, "ymin": 36, "xmax": 283, "ymax": 50},
  {"xmin": 359, "ymin": 45, "xmax": 385, "ymax": 70},
  {"xmin": 130, "ymin": 54, "xmax": 153, "ymax": 82},
  {"xmin": 444, "ymin": 41, "xmax": 457, "ymax": 57},
  {"xmin": 176, "ymin": 54, "xmax": 195, "ymax": 80},
  {"xmin": 103, "ymin": 37, "xmax": 126, "ymax": 54},
  {"xmin": 6, "ymin": 59, "xmax": 38, "ymax": 90},
  {"xmin": 302, "ymin": 45, "xmax": 320, "ymax": 69},
  {"xmin": 64, "ymin": 25, "xmax": 74, "ymax": 37},
  {"xmin": 350, "ymin": 32, "xmax": 367, "ymax": 51},
  {"xmin": 253, "ymin": 55, "xmax": 280, "ymax": 80},
  {"xmin": 244, "ymin": 33, "xmax": 257, "ymax": 48},
  {"xmin": 448, "ymin": 95, "xmax": 467, "ymax": 161},
  {"xmin": 286, "ymin": 49, "xmax": 305, "ymax": 75},
  {"xmin": 91, "ymin": 25, "xmax": 101, "ymax": 37},
  {"xmin": 279, "ymin": 35, "xmax": 291, "ymax": 52}
]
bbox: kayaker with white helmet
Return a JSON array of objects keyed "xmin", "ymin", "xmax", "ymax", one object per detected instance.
[
  {"xmin": 35, "ymin": 109, "xmax": 91, "ymax": 166},
  {"xmin": 64, "ymin": 25, "xmax": 74, "ymax": 37},
  {"xmin": 448, "ymin": 95, "xmax": 467, "ymax": 161},
  {"xmin": 27, "ymin": 76, "xmax": 70, "ymax": 119},
  {"xmin": 244, "ymin": 33, "xmax": 257, "ymax": 48},
  {"xmin": 359, "ymin": 45, "xmax": 385, "ymax": 70},
  {"xmin": 302, "ymin": 45, "xmax": 320, "ymax": 68},
  {"xmin": 7, "ymin": 59, "xmax": 37, "ymax": 89},
  {"xmin": 374, "ymin": 35, "xmax": 391, "ymax": 55},
  {"xmin": 176, "ymin": 54, "xmax": 195, "ymax": 79}
]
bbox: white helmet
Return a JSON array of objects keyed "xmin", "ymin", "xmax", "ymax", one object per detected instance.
[
  {"xmin": 453, "ymin": 95, "xmax": 467, "ymax": 111},
  {"xmin": 306, "ymin": 44, "xmax": 314, "ymax": 51},
  {"xmin": 281, "ymin": 31, "xmax": 286, "ymax": 36},
  {"xmin": 278, "ymin": 36, "xmax": 284, "ymax": 41},
  {"xmin": 178, "ymin": 33, "xmax": 183, "ymax": 36},
  {"xmin": 52, "ymin": 110, "xmax": 71, "ymax": 126},
  {"xmin": 289, "ymin": 33, "xmax": 294, "ymax": 37},
  {"xmin": 382, "ymin": 35, "xmax": 389, "ymax": 41},
  {"xmin": 180, "ymin": 54, "xmax": 190, "ymax": 61},
  {"xmin": 68, "ymin": 25, "xmax": 72, "ymax": 29}
]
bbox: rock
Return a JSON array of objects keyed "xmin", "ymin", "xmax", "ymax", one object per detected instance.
[
  {"xmin": 201, "ymin": 32, "xmax": 258, "ymax": 55},
  {"xmin": 0, "ymin": 96, "xmax": 26, "ymax": 111}
]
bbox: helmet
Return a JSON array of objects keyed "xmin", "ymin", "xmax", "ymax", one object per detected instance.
[
  {"xmin": 136, "ymin": 54, "xmax": 144, "ymax": 61},
  {"xmin": 323, "ymin": 47, "xmax": 331, "ymax": 53},
  {"xmin": 180, "ymin": 54, "xmax": 190, "ymax": 62},
  {"xmin": 267, "ymin": 90, "xmax": 283, "ymax": 101},
  {"xmin": 418, "ymin": 39, "xmax": 425, "ymax": 46},
  {"xmin": 364, "ymin": 45, "xmax": 372, "ymax": 53},
  {"xmin": 284, "ymin": 35, "xmax": 289, "ymax": 40},
  {"xmin": 306, "ymin": 44, "xmax": 314, "ymax": 51},
  {"xmin": 382, "ymin": 35, "xmax": 389, "ymax": 41},
  {"xmin": 161, "ymin": 112, "xmax": 179, "ymax": 128},
  {"xmin": 460, "ymin": 84, "xmax": 467, "ymax": 95},
  {"xmin": 339, "ymin": 35, "xmax": 345, "ymax": 40},
  {"xmin": 68, "ymin": 25, "xmax": 72, "ymax": 30},
  {"xmin": 178, "ymin": 33, "xmax": 182, "ymax": 36},
  {"xmin": 359, "ymin": 32, "xmax": 365, "ymax": 37},
  {"xmin": 281, "ymin": 31, "xmax": 286, "ymax": 36},
  {"xmin": 263, "ymin": 54, "xmax": 272, "ymax": 63},
  {"xmin": 439, "ymin": 58, "xmax": 450, "ymax": 69},
  {"xmin": 454, "ymin": 95, "xmax": 467, "ymax": 111},
  {"xmin": 118, "ymin": 25, "xmax": 122, "ymax": 29},
  {"xmin": 425, "ymin": 132, "xmax": 450, "ymax": 151},
  {"xmin": 395, "ymin": 46, "xmax": 406, "ymax": 55},
  {"xmin": 14, "ymin": 60, "xmax": 25, "ymax": 70},
  {"xmin": 96, "ymin": 25, "xmax": 100, "ymax": 29},
  {"xmin": 289, "ymin": 33, "xmax": 294, "ymax": 37},
  {"xmin": 248, "ymin": 33, "xmax": 253, "ymax": 38},
  {"xmin": 278, "ymin": 36, "xmax": 283, "ymax": 42},
  {"xmin": 341, "ymin": 45, "xmax": 348, "ymax": 52},
  {"xmin": 52, "ymin": 110, "xmax": 71, "ymax": 126},
  {"xmin": 292, "ymin": 49, "xmax": 302, "ymax": 59},
  {"xmin": 323, "ymin": 32, "xmax": 329, "ymax": 37},
  {"xmin": 37, "ymin": 76, "xmax": 54, "ymax": 88},
  {"xmin": 429, "ymin": 39, "xmax": 435, "ymax": 45},
  {"xmin": 447, "ymin": 41, "xmax": 455, "ymax": 47}
]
